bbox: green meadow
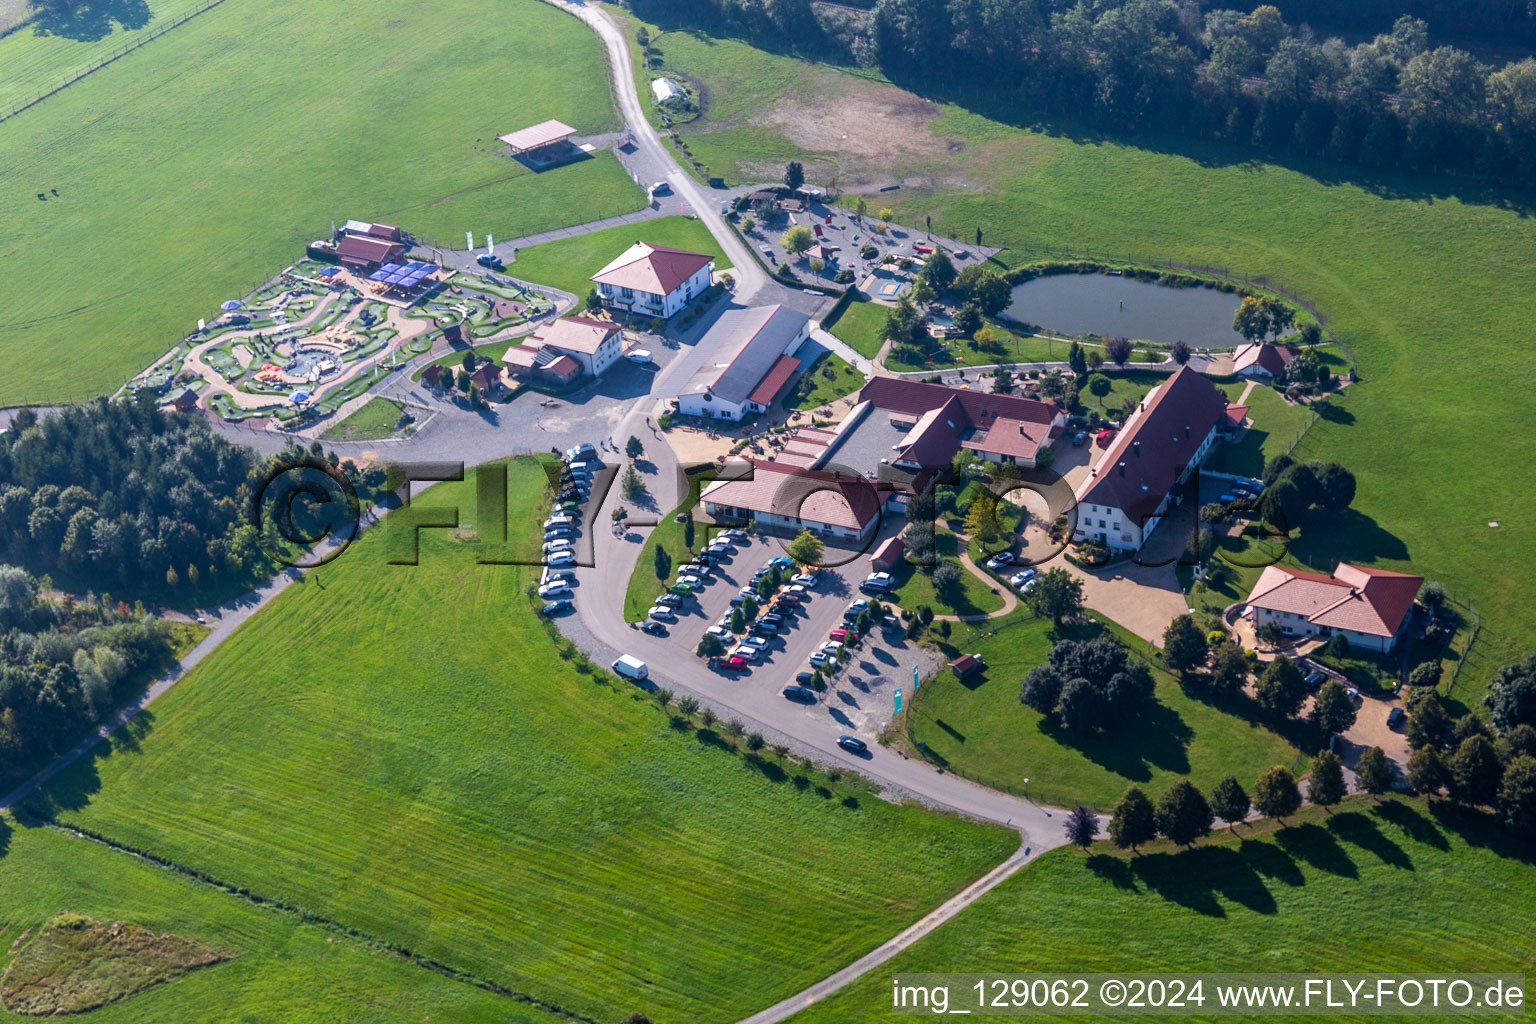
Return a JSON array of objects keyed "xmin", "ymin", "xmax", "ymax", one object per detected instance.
[
  {"xmin": 0, "ymin": 817, "xmax": 541, "ymax": 1023},
  {"xmin": 0, "ymin": 0, "xmax": 641, "ymax": 404},
  {"xmin": 902, "ymin": 613, "xmax": 1308, "ymax": 811},
  {"xmin": 788, "ymin": 797, "xmax": 1536, "ymax": 1023},
  {"xmin": 29, "ymin": 458, "xmax": 1013, "ymax": 1023},
  {"xmin": 510, "ymin": 215, "xmax": 733, "ymax": 300},
  {"xmin": 613, "ymin": 22, "xmax": 1536, "ymax": 712}
]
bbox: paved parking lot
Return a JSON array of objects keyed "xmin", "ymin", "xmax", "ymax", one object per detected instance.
[{"xmin": 632, "ymin": 533, "xmax": 940, "ymax": 738}]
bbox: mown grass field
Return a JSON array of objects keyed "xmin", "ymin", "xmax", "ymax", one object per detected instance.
[
  {"xmin": 889, "ymin": 530, "xmax": 1004, "ymax": 618},
  {"xmin": 320, "ymin": 396, "xmax": 402, "ymax": 442},
  {"xmin": 788, "ymin": 797, "xmax": 1536, "ymax": 1023},
  {"xmin": 789, "ymin": 351, "xmax": 863, "ymax": 410},
  {"xmin": 510, "ymin": 215, "xmax": 733, "ymax": 300},
  {"xmin": 824, "ymin": 296, "xmax": 890, "ymax": 360},
  {"xmin": 31, "ymin": 458, "xmax": 1014, "ymax": 1023},
  {"xmin": 902, "ymin": 612, "xmax": 1307, "ymax": 810},
  {"xmin": 1208, "ymin": 384, "xmax": 1322, "ymax": 479},
  {"xmin": 0, "ymin": 0, "xmax": 641, "ymax": 404},
  {"xmin": 0, "ymin": 817, "xmax": 542, "ymax": 1023},
  {"xmin": 610, "ymin": 26, "xmax": 1536, "ymax": 714}
]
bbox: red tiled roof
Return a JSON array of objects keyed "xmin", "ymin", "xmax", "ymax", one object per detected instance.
[
  {"xmin": 950, "ymin": 654, "xmax": 983, "ymax": 675},
  {"xmin": 532, "ymin": 316, "xmax": 621, "ymax": 355},
  {"xmin": 1248, "ymin": 563, "xmax": 1423, "ymax": 638},
  {"xmin": 1233, "ymin": 343, "xmax": 1298, "ymax": 376},
  {"xmin": 591, "ymin": 241, "xmax": 714, "ymax": 295},
  {"xmin": 747, "ymin": 354, "xmax": 801, "ymax": 406},
  {"xmin": 859, "ymin": 376, "xmax": 1058, "ymax": 465},
  {"xmin": 1225, "ymin": 404, "xmax": 1249, "ymax": 428},
  {"xmin": 336, "ymin": 234, "xmax": 401, "ymax": 266},
  {"xmin": 543, "ymin": 354, "xmax": 582, "ymax": 379},
  {"xmin": 1074, "ymin": 367, "xmax": 1229, "ymax": 524},
  {"xmin": 961, "ymin": 416, "xmax": 1054, "ymax": 460},
  {"xmin": 870, "ymin": 535, "xmax": 905, "ymax": 568},
  {"xmin": 701, "ymin": 459, "xmax": 883, "ymax": 531}
]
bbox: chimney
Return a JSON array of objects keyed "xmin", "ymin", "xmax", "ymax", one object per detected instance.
[
  {"xmin": 1184, "ymin": 424, "xmax": 1191, "ymax": 438},
  {"xmin": 1133, "ymin": 441, "xmax": 1141, "ymax": 456},
  {"xmin": 1118, "ymin": 461, "xmax": 1126, "ymax": 476}
]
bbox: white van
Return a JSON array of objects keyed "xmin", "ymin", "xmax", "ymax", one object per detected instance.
[{"xmin": 612, "ymin": 654, "xmax": 648, "ymax": 680}]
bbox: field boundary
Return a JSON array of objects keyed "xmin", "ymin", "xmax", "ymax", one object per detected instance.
[
  {"xmin": 18, "ymin": 816, "xmax": 604, "ymax": 1024},
  {"xmin": 0, "ymin": 0, "xmax": 232, "ymax": 125}
]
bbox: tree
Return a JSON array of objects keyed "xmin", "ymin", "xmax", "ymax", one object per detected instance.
[
  {"xmin": 1068, "ymin": 341, "xmax": 1087, "ymax": 378},
  {"xmin": 746, "ymin": 731, "xmax": 766, "ymax": 752},
  {"xmin": 953, "ymin": 265, "xmax": 1010, "ymax": 315},
  {"xmin": 1209, "ymin": 642, "xmax": 1250, "ymax": 695},
  {"xmin": 625, "ymin": 435, "xmax": 644, "ymax": 459},
  {"xmin": 1161, "ymin": 614, "xmax": 1208, "ymax": 677},
  {"xmin": 951, "ymin": 449, "xmax": 979, "ymax": 478},
  {"xmin": 990, "ymin": 365, "xmax": 1014, "ymax": 394},
  {"xmin": 854, "ymin": 195, "xmax": 868, "ymax": 221},
  {"xmin": 653, "ymin": 542, "xmax": 671, "ymax": 581},
  {"xmin": 585, "ymin": 288, "xmax": 603, "ymax": 313},
  {"xmin": 781, "ymin": 224, "xmax": 815, "ymax": 255},
  {"xmin": 1447, "ymin": 734, "xmax": 1502, "ymax": 806},
  {"xmin": 786, "ymin": 529, "xmax": 823, "ymax": 567},
  {"xmin": 724, "ymin": 718, "xmax": 747, "ymax": 739},
  {"xmin": 931, "ymin": 560, "xmax": 964, "ymax": 597},
  {"xmin": 676, "ymin": 695, "xmax": 699, "ymax": 717},
  {"xmin": 1108, "ymin": 787, "xmax": 1157, "ymax": 852},
  {"xmin": 741, "ymin": 594, "xmax": 758, "ymax": 620},
  {"xmin": 1355, "ymin": 746, "xmax": 1394, "ymax": 798},
  {"xmin": 1253, "ymin": 765, "xmax": 1302, "ymax": 823},
  {"xmin": 877, "ymin": 206, "xmax": 894, "ymax": 223},
  {"xmin": 1485, "ymin": 652, "xmax": 1536, "ymax": 732},
  {"xmin": 1104, "ymin": 336, "xmax": 1133, "ymax": 366},
  {"xmin": 1253, "ymin": 655, "xmax": 1307, "ymax": 720},
  {"xmin": 456, "ymin": 368, "xmax": 471, "ymax": 393},
  {"xmin": 683, "ymin": 515, "xmax": 694, "ymax": 548},
  {"xmin": 1408, "ymin": 746, "xmax": 1447, "ymax": 797},
  {"xmin": 952, "ymin": 302, "xmax": 982, "ymax": 336},
  {"xmin": 1086, "ymin": 373, "xmax": 1112, "ymax": 407},
  {"xmin": 783, "ymin": 161, "xmax": 805, "ymax": 192},
  {"xmin": 1210, "ymin": 775, "xmax": 1250, "ymax": 829},
  {"xmin": 1497, "ymin": 755, "xmax": 1536, "ymax": 834},
  {"xmin": 1311, "ymin": 680, "xmax": 1358, "ymax": 735},
  {"xmin": 1313, "ymin": 462, "xmax": 1356, "ymax": 513},
  {"xmin": 1170, "ymin": 341, "xmax": 1192, "ymax": 364},
  {"xmin": 1058, "ymin": 676, "xmax": 1106, "ymax": 733},
  {"xmin": 697, "ymin": 633, "xmax": 725, "ymax": 657},
  {"xmin": 1309, "ymin": 750, "xmax": 1347, "ymax": 812},
  {"xmin": 1065, "ymin": 805, "xmax": 1099, "ymax": 850},
  {"xmin": 1408, "ymin": 661, "xmax": 1442, "ymax": 691},
  {"xmin": 1031, "ymin": 568, "xmax": 1084, "ymax": 624},
  {"xmin": 1156, "ymin": 780, "xmax": 1214, "ymax": 846},
  {"xmin": 1019, "ymin": 664, "xmax": 1065, "ymax": 714},
  {"xmin": 730, "ymin": 607, "xmax": 745, "ymax": 634},
  {"xmin": 917, "ymin": 248, "xmax": 956, "ymax": 291},
  {"xmin": 1405, "ymin": 692, "xmax": 1448, "ymax": 750},
  {"xmin": 963, "ymin": 495, "xmax": 1003, "ymax": 541},
  {"xmin": 1232, "ymin": 295, "xmax": 1272, "ymax": 342},
  {"xmin": 1086, "ymin": 349, "xmax": 1104, "ymax": 371},
  {"xmin": 622, "ymin": 465, "xmax": 647, "ymax": 501}
]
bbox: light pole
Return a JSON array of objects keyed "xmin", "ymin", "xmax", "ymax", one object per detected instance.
[{"xmin": 1023, "ymin": 777, "xmax": 1030, "ymax": 801}]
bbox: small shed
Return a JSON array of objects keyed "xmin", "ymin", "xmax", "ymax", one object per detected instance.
[
  {"xmin": 870, "ymin": 535, "xmax": 905, "ymax": 572},
  {"xmin": 171, "ymin": 387, "xmax": 199, "ymax": 413},
  {"xmin": 950, "ymin": 653, "xmax": 985, "ymax": 678},
  {"xmin": 650, "ymin": 77, "xmax": 684, "ymax": 104},
  {"xmin": 442, "ymin": 323, "xmax": 464, "ymax": 344}
]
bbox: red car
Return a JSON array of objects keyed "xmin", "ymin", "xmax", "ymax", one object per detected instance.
[
  {"xmin": 1095, "ymin": 428, "xmax": 1117, "ymax": 448},
  {"xmin": 830, "ymin": 628, "xmax": 860, "ymax": 645},
  {"xmin": 720, "ymin": 656, "xmax": 750, "ymax": 672},
  {"xmin": 914, "ymin": 244, "xmax": 934, "ymax": 254}
]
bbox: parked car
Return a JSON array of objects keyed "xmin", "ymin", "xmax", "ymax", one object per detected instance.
[
  {"xmin": 545, "ymin": 551, "xmax": 576, "ymax": 568},
  {"xmin": 706, "ymin": 625, "xmax": 733, "ymax": 642},
  {"xmin": 1387, "ymin": 707, "xmax": 1406, "ymax": 728},
  {"xmin": 778, "ymin": 593, "xmax": 802, "ymax": 607},
  {"xmin": 760, "ymin": 613, "xmax": 784, "ymax": 628},
  {"xmin": 625, "ymin": 349, "xmax": 653, "ymax": 364},
  {"xmin": 721, "ymin": 528, "xmax": 748, "ymax": 542},
  {"xmin": 808, "ymin": 651, "xmax": 834, "ymax": 669},
  {"xmin": 640, "ymin": 620, "xmax": 667, "ymax": 636},
  {"xmin": 729, "ymin": 645, "xmax": 760, "ymax": 661},
  {"xmin": 837, "ymin": 735, "xmax": 869, "ymax": 755},
  {"xmin": 769, "ymin": 556, "xmax": 795, "ymax": 570},
  {"xmin": 1304, "ymin": 671, "xmax": 1326, "ymax": 690},
  {"xmin": 740, "ymin": 635, "xmax": 770, "ymax": 650},
  {"xmin": 542, "ymin": 539, "xmax": 573, "ymax": 554},
  {"xmin": 861, "ymin": 573, "xmax": 893, "ymax": 592},
  {"xmin": 719, "ymin": 656, "xmax": 749, "ymax": 671},
  {"xmin": 544, "ymin": 526, "xmax": 575, "ymax": 540},
  {"xmin": 541, "ymin": 599, "xmax": 572, "ymax": 616},
  {"xmin": 752, "ymin": 566, "xmax": 772, "ymax": 581},
  {"xmin": 985, "ymin": 557, "xmax": 1010, "ymax": 571},
  {"xmin": 541, "ymin": 568, "xmax": 574, "ymax": 584},
  {"xmin": 648, "ymin": 605, "xmax": 676, "ymax": 622},
  {"xmin": 818, "ymin": 641, "xmax": 844, "ymax": 656},
  {"xmin": 829, "ymin": 628, "xmax": 857, "ymax": 644},
  {"xmin": 649, "ymin": 180, "xmax": 671, "ymax": 196},
  {"xmin": 668, "ymin": 582, "xmax": 695, "ymax": 596},
  {"xmin": 783, "ymin": 685, "xmax": 817, "ymax": 703},
  {"xmin": 537, "ymin": 582, "xmax": 570, "ymax": 599},
  {"xmin": 544, "ymin": 514, "xmax": 576, "ymax": 529},
  {"xmin": 791, "ymin": 573, "xmax": 817, "ymax": 587},
  {"xmin": 795, "ymin": 671, "xmax": 815, "ymax": 685},
  {"xmin": 563, "ymin": 443, "xmax": 596, "ymax": 462},
  {"xmin": 655, "ymin": 593, "xmax": 683, "ymax": 608}
]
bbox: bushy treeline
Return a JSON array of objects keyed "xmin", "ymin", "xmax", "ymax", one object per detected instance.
[
  {"xmin": 634, "ymin": 0, "xmax": 1536, "ymax": 190},
  {"xmin": 0, "ymin": 396, "xmax": 386, "ymax": 598},
  {"xmin": 0, "ymin": 565, "xmax": 173, "ymax": 783}
]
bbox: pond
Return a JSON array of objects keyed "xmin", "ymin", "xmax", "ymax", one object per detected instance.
[{"xmin": 1005, "ymin": 273, "xmax": 1247, "ymax": 348}]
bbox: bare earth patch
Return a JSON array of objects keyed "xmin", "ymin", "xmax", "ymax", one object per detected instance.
[{"xmin": 1, "ymin": 912, "xmax": 230, "ymax": 1015}]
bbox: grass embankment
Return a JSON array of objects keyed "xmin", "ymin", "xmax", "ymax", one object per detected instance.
[
  {"xmin": 625, "ymin": 27, "xmax": 1536, "ymax": 710},
  {"xmin": 0, "ymin": 0, "xmax": 641, "ymax": 404},
  {"xmin": 902, "ymin": 612, "xmax": 1307, "ymax": 810},
  {"xmin": 511, "ymin": 216, "xmax": 733, "ymax": 300},
  {"xmin": 823, "ymin": 297, "xmax": 891, "ymax": 360},
  {"xmin": 787, "ymin": 796, "xmax": 1536, "ymax": 1023},
  {"xmin": 31, "ymin": 457, "xmax": 1014, "ymax": 1023},
  {"xmin": 320, "ymin": 396, "xmax": 402, "ymax": 442},
  {"xmin": 789, "ymin": 352, "xmax": 863, "ymax": 410},
  {"xmin": 889, "ymin": 530, "xmax": 1004, "ymax": 618},
  {"xmin": 0, "ymin": 820, "xmax": 541, "ymax": 1022}
]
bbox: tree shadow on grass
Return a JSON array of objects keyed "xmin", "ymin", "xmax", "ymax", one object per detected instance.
[
  {"xmin": 1288, "ymin": 509, "xmax": 1408, "ymax": 569},
  {"xmin": 1274, "ymin": 822, "xmax": 1358, "ymax": 879},
  {"xmin": 1310, "ymin": 399, "xmax": 1354, "ymax": 426},
  {"xmin": 1085, "ymin": 853, "xmax": 1140, "ymax": 892},
  {"xmin": 1328, "ymin": 810, "xmax": 1413, "ymax": 871},
  {"xmin": 746, "ymin": 757, "xmax": 788, "ymax": 784},
  {"xmin": 0, "ymin": 814, "xmax": 10, "ymax": 859},
  {"xmin": 1130, "ymin": 846, "xmax": 1278, "ymax": 917},
  {"xmin": 1428, "ymin": 800, "xmax": 1536, "ymax": 866},
  {"xmin": 1038, "ymin": 699, "xmax": 1192, "ymax": 782},
  {"xmin": 1240, "ymin": 836, "xmax": 1305, "ymax": 888},
  {"xmin": 1181, "ymin": 684, "xmax": 1326, "ymax": 754},
  {"xmin": 1374, "ymin": 799, "xmax": 1448, "ymax": 851},
  {"xmin": 31, "ymin": 0, "xmax": 151, "ymax": 41}
]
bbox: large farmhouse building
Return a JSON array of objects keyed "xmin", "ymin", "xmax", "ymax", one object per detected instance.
[
  {"xmin": 853, "ymin": 377, "xmax": 1066, "ymax": 472},
  {"xmin": 1072, "ymin": 366, "xmax": 1231, "ymax": 555},
  {"xmin": 677, "ymin": 305, "xmax": 811, "ymax": 421},
  {"xmin": 591, "ymin": 241, "xmax": 714, "ymax": 319},
  {"xmin": 701, "ymin": 459, "xmax": 884, "ymax": 544},
  {"xmin": 1246, "ymin": 562, "xmax": 1423, "ymax": 652}
]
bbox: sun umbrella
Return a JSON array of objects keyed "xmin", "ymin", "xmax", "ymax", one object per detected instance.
[{"xmin": 220, "ymin": 300, "xmax": 242, "ymax": 311}]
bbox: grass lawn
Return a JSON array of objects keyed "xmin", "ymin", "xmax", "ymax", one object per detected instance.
[
  {"xmin": 823, "ymin": 297, "xmax": 889, "ymax": 360},
  {"xmin": 901, "ymin": 611, "xmax": 1308, "ymax": 810},
  {"xmin": 621, "ymin": 31, "xmax": 1536, "ymax": 700},
  {"xmin": 1068, "ymin": 367, "xmax": 1173, "ymax": 419},
  {"xmin": 789, "ymin": 352, "xmax": 863, "ymax": 410},
  {"xmin": 0, "ymin": 0, "xmax": 640, "ymax": 404},
  {"xmin": 511, "ymin": 216, "xmax": 732, "ymax": 300},
  {"xmin": 28, "ymin": 457, "xmax": 1013, "ymax": 1024},
  {"xmin": 410, "ymin": 338, "xmax": 522, "ymax": 383},
  {"xmin": 886, "ymin": 327, "xmax": 1066, "ymax": 374},
  {"xmin": 319, "ymin": 396, "xmax": 402, "ymax": 443},
  {"xmin": 890, "ymin": 530, "xmax": 1004, "ymax": 618},
  {"xmin": 0, "ymin": 817, "xmax": 549, "ymax": 1023},
  {"xmin": 787, "ymin": 797, "xmax": 1536, "ymax": 1023},
  {"xmin": 1207, "ymin": 384, "xmax": 1323, "ymax": 479},
  {"xmin": 625, "ymin": 499, "xmax": 696, "ymax": 623}
]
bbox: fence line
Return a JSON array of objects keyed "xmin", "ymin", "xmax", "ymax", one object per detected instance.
[{"xmin": 0, "ymin": 0, "xmax": 232, "ymax": 126}]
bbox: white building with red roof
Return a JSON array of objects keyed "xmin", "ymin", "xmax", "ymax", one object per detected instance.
[
  {"xmin": 525, "ymin": 316, "xmax": 624, "ymax": 376},
  {"xmin": 1073, "ymin": 366, "xmax": 1231, "ymax": 554},
  {"xmin": 678, "ymin": 305, "xmax": 811, "ymax": 421},
  {"xmin": 1232, "ymin": 342, "xmax": 1299, "ymax": 380},
  {"xmin": 591, "ymin": 241, "xmax": 715, "ymax": 319},
  {"xmin": 700, "ymin": 460, "xmax": 885, "ymax": 543},
  {"xmin": 1246, "ymin": 562, "xmax": 1423, "ymax": 652}
]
